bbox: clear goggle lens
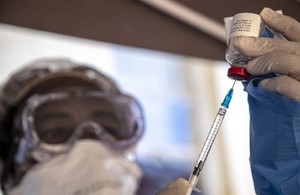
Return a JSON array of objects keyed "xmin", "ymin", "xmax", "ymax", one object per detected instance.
[{"xmin": 17, "ymin": 91, "xmax": 144, "ymax": 162}]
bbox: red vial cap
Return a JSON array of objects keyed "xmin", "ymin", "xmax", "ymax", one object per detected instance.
[{"xmin": 227, "ymin": 67, "xmax": 251, "ymax": 81}]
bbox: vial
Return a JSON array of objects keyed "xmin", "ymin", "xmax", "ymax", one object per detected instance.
[{"xmin": 224, "ymin": 12, "xmax": 274, "ymax": 81}]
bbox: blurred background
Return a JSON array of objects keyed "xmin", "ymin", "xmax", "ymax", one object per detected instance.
[{"xmin": 0, "ymin": 1, "xmax": 299, "ymax": 195}]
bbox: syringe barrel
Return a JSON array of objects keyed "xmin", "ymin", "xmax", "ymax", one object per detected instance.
[{"xmin": 195, "ymin": 107, "xmax": 227, "ymax": 169}]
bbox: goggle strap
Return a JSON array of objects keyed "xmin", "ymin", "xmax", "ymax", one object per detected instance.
[{"xmin": 15, "ymin": 139, "xmax": 31, "ymax": 164}]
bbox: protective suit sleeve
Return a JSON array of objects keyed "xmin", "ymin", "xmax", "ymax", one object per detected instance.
[{"xmin": 245, "ymin": 79, "xmax": 300, "ymax": 195}]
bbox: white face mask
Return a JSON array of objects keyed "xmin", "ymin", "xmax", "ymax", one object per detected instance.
[{"xmin": 9, "ymin": 140, "xmax": 143, "ymax": 195}]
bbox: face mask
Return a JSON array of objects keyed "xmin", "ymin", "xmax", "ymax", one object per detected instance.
[{"xmin": 9, "ymin": 140, "xmax": 142, "ymax": 195}]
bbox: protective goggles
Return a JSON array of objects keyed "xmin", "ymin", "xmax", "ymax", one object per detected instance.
[{"xmin": 15, "ymin": 91, "xmax": 144, "ymax": 162}]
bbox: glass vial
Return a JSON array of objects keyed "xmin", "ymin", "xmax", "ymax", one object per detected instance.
[{"xmin": 224, "ymin": 13, "xmax": 274, "ymax": 81}]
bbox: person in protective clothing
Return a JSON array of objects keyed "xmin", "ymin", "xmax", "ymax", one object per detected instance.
[
  {"xmin": 0, "ymin": 58, "xmax": 190, "ymax": 195},
  {"xmin": 160, "ymin": 7, "xmax": 300, "ymax": 195},
  {"xmin": 234, "ymin": 7, "xmax": 300, "ymax": 195}
]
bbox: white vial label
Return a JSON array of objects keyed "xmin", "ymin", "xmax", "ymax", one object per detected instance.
[{"xmin": 229, "ymin": 13, "xmax": 262, "ymax": 38}]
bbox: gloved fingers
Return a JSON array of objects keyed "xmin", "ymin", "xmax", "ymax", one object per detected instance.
[
  {"xmin": 259, "ymin": 75, "xmax": 300, "ymax": 101},
  {"xmin": 260, "ymin": 7, "xmax": 300, "ymax": 42},
  {"xmin": 156, "ymin": 178, "xmax": 191, "ymax": 195},
  {"xmin": 230, "ymin": 36, "xmax": 300, "ymax": 57},
  {"xmin": 246, "ymin": 51, "xmax": 300, "ymax": 80}
]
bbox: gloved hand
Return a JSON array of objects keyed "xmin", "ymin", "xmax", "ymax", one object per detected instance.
[
  {"xmin": 230, "ymin": 7, "xmax": 300, "ymax": 100},
  {"xmin": 155, "ymin": 178, "xmax": 191, "ymax": 195}
]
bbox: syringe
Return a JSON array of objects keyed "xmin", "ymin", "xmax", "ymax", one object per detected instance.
[{"xmin": 185, "ymin": 81, "xmax": 236, "ymax": 195}]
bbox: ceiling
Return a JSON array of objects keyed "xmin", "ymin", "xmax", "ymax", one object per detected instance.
[{"xmin": 0, "ymin": 0, "xmax": 299, "ymax": 61}]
